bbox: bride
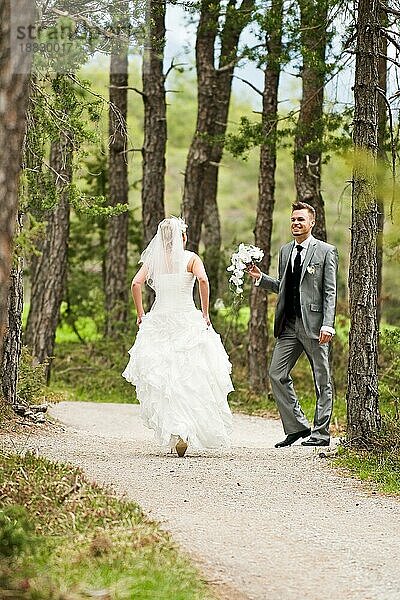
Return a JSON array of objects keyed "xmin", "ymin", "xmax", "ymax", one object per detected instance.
[{"xmin": 122, "ymin": 216, "xmax": 233, "ymax": 457}]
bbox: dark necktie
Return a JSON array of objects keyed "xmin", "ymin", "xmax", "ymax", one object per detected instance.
[{"xmin": 294, "ymin": 245, "xmax": 303, "ymax": 275}]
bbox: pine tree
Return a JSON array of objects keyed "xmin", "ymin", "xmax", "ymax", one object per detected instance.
[
  {"xmin": 105, "ymin": 6, "xmax": 130, "ymax": 338},
  {"xmin": 0, "ymin": 0, "xmax": 34, "ymax": 359},
  {"xmin": 294, "ymin": 0, "xmax": 330, "ymax": 241},
  {"xmin": 248, "ymin": 0, "xmax": 283, "ymax": 393},
  {"xmin": 346, "ymin": 0, "xmax": 381, "ymax": 444}
]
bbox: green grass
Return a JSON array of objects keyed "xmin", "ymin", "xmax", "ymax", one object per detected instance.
[
  {"xmin": 0, "ymin": 452, "xmax": 213, "ymax": 599},
  {"xmin": 55, "ymin": 317, "xmax": 102, "ymax": 344},
  {"xmin": 334, "ymin": 417, "xmax": 400, "ymax": 495},
  {"xmin": 335, "ymin": 447, "xmax": 400, "ymax": 495},
  {"xmin": 51, "ymin": 338, "xmax": 137, "ymax": 404}
]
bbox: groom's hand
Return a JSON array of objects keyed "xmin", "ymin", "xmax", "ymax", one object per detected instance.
[
  {"xmin": 246, "ymin": 264, "xmax": 262, "ymax": 279},
  {"xmin": 319, "ymin": 330, "xmax": 333, "ymax": 345}
]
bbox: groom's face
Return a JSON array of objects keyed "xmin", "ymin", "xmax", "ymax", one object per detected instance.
[{"xmin": 291, "ymin": 209, "xmax": 315, "ymax": 238}]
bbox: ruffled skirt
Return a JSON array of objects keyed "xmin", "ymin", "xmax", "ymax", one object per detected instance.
[{"xmin": 122, "ymin": 308, "xmax": 234, "ymax": 449}]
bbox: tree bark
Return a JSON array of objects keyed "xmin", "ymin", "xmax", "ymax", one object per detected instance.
[
  {"xmin": 25, "ymin": 133, "xmax": 72, "ymax": 382},
  {"xmin": 376, "ymin": 7, "xmax": 387, "ymax": 329},
  {"xmin": 182, "ymin": 0, "xmax": 220, "ymax": 252},
  {"xmin": 346, "ymin": 0, "xmax": 381, "ymax": 445},
  {"xmin": 105, "ymin": 48, "xmax": 129, "ymax": 337},
  {"xmin": 202, "ymin": 166, "xmax": 221, "ymax": 308},
  {"xmin": 142, "ymin": 0, "xmax": 166, "ymax": 246},
  {"xmin": 248, "ymin": 0, "xmax": 283, "ymax": 393},
  {"xmin": 202, "ymin": 0, "xmax": 255, "ymax": 307},
  {"xmin": 2, "ymin": 214, "xmax": 23, "ymax": 406},
  {"xmin": 294, "ymin": 0, "xmax": 328, "ymax": 241},
  {"xmin": 183, "ymin": 0, "xmax": 254, "ymax": 313},
  {"xmin": 0, "ymin": 0, "xmax": 34, "ymax": 360},
  {"xmin": 141, "ymin": 0, "xmax": 166, "ymax": 309}
]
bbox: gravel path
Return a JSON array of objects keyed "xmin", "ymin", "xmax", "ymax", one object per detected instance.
[{"xmin": 9, "ymin": 401, "xmax": 400, "ymax": 600}]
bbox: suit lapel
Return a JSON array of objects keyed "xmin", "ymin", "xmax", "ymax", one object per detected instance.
[
  {"xmin": 300, "ymin": 238, "xmax": 318, "ymax": 282},
  {"xmin": 281, "ymin": 242, "xmax": 294, "ymax": 280}
]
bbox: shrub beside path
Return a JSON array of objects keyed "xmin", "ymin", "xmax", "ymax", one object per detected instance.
[{"xmin": 15, "ymin": 401, "xmax": 400, "ymax": 600}]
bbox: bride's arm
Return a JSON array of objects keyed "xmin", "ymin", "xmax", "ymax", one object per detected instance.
[
  {"xmin": 131, "ymin": 264, "xmax": 148, "ymax": 326},
  {"xmin": 191, "ymin": 255, "xmax": 210, "ymax": 325}
]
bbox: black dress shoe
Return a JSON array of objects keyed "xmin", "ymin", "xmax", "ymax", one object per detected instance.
[
  {"xmin": 275, "ymin": 428, "xmax": 311, "ymax": 448},
  {"xmin": 301, "ymin": 438, "xmax": 330, "ymax": 447}
]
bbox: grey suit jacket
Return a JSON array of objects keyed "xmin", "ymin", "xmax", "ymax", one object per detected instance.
[{"xmin": 258, "ymin": 237, "xmax": 338, "ymax": 339}]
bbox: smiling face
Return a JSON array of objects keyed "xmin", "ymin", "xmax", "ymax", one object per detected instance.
[{"xmin": 291, "ymin": 209, "xmax": 315, "ymax": 242}]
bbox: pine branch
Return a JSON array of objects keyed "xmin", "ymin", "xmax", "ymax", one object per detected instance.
[
  {"xmin": 381, "ymin": 29, "xmax": 400, "ymax": 55},
  {"xmin": 232, "ymin": 75, "xmax": 263, "ymax": 96},
  {"xmin": 376, "ymin": 86, "xmax": 397, "ymax": 221},
  {"xmin": 216, "ymin": 44, "xmax": 265, "ymax": 73},
  {"xmin": 109, "ymin": 85, "xmax": 145, "ymax": 97},
  {"xmin": 379, "ymin": 1, "xmax": 400, "ymax": 17},
  {"xmin": 164, "ymin": 59, "xmax": 188, "ymax": 80}
]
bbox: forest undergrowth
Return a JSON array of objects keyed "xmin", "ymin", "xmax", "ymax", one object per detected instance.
[{"xmin": 0, "ymin": 452, "xmax": 212, "ymax": 599}]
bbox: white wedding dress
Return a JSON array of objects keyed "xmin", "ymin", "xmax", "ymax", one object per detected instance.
[{"xmin": 122, "ymin": 250, "xmax": 234, "ymax": 450}]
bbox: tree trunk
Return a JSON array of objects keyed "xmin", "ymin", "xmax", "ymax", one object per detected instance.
[
  {"xmin": 202, "ymin": 0, "xmax": 255, "ymax": 308},
  {"xmin": 202, "ymin": 167, "xmax": 221, "ymax": 308},
  {"xmin": 105, "ymin": 49, "xmax": 129, "ymax": 337},
  {"xmin": 184, "ymin": 0, "xmax": 254, "ymax": 311},
  {"xmin": 294, "ymin": 0, "xmax": 328, "ymax": 241},
  {"xmin": 376, "ymin": 7, "xmax": 387, "ymax": 329},
  {"xmin": 0, "ymin": 0, "xmax": 34, "ymax": 360},
  {"xmin": 25, "ymin": 134, "xmax": 72, "ymax": 382},
  {"xmin": 182, "ymin": 0, "xmax": 220, "ymax": 252},
  {"xmin": 346, "ymin": 0, "xmax": 381, "ymax": 445},
  {"xmin": 141, "ymin": 0, "xmax": 166, "ymax": 309},
  {"xmin": 248, "ymin": 0, "xmax": 283, "ymax": 394},
  {"xmin": 142, "ymin": 0, "xmax": 166, "ymax": 246},
  {"xmin": 2, "ymin": 214, "xmax": 23, "ymax": 406}
]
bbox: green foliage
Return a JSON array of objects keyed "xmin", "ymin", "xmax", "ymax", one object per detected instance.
[
  {"xmin": 225, "ymin": 116, "xmax": 265, "ymax": 159},
  {"xmin": 51, "ymin": 336, "xmax": 137, "ymax": 403},
  {"xmin": 17, "ymin": 347, "xmax": 61, "ymax": 405},
  {"xmin": 22, "ymin": 74, "xmax": 103, "ymax": 214},
  {"xmin": 379, "ymin": 327, "xmax": 400, "ymax": 418},
  {"xmin": 13, "ymin": 213, "xmax": 46, "ymax": 261},
  {"xmin": 336, "ymin": 416, "xmax": 400, "ymax": 494},
  {"xmin": 0, "ymin": 453, "xmax": 211, "ymax": 599},
  {"xmin": 225, "ymin": 108, "xmax": 353, "ymax": 162},
  {"xmin": 60, "ymin": 146, "xmax": 141, "ymax": 338},
  {"xmin": 69, "ymin": 185, "xmax": 129, "ymax": 218},
  {"xmin": 0, "ymin": 506, "xmax": 37, "ymax": 558},
  {"xmin": 33, "ymin": 16, "xmax": 96, "ymax": 74}
]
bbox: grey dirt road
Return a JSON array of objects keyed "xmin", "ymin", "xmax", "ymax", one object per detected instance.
[{"xmin": 10, "ymin": 401, "xmax": 400, "ymax": 600}]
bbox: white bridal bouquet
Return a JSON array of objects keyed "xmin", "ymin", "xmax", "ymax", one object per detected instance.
[{"xmin": 227, "ymin": 243, "xmax": 264, "ymax": 294}]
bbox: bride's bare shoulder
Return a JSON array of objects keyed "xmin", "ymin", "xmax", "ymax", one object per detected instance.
[{"xmin": 186, "ymin": 251, "xmax": 201, "ymax": 272}]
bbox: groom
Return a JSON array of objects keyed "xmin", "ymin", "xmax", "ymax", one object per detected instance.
[{"xmin": 248, "ymin": 202, "xmax": 338, "ymax": 447}]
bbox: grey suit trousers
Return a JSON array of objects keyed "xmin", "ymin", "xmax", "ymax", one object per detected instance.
[{"xmin": 269, "ymin": 316, "xmax": 333, "ymax": 441}]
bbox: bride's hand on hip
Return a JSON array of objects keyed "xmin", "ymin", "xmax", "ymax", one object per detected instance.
[
  {"xmin": 136, "ymin": 314, "xmax": 145, "ymax": 327},
  {"xmin": 202, "ymin": 312, "xmax": 211, "ymax": 326}
]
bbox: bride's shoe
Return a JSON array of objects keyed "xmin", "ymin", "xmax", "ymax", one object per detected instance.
[{"xmin": 175, "ymin": 437, "xmax": 188, "ymax": 457}]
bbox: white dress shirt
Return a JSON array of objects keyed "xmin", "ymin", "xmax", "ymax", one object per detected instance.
[{"xmin": 290, "ymin": 234, "xmax": 313, "ymax": 269}]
